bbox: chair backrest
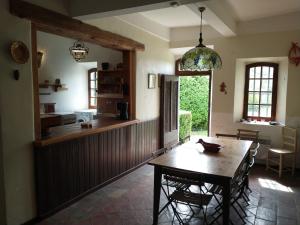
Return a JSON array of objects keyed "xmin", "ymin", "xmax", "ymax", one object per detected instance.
[
  {"xmin": 216, "ymin": 133, "xmax": 238, "ymax": 139},
  {"xmin": 161, "ymin": 167, "xmax": 202, "ymax": 185},
  {"xmin": 237, "ymin": 129, "xmax": 259, "ymax": 143},
  {"xmin": 282, "ymin": 126, "xmax": 297, "ymax": 152}
]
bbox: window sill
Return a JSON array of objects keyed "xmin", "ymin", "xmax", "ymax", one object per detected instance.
[{"xmin": 238, "ymin": 121, "xmax": 284, "ymax": 127}]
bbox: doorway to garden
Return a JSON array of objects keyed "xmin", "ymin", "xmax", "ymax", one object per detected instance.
[{"xmin": 179, "ymin": 75, "xmax": 211, "ymax": 142}]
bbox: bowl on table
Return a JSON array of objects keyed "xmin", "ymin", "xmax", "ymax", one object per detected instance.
[{"xmin": 197, "ymin": 139, "xmax": 221, "ymax": 153}]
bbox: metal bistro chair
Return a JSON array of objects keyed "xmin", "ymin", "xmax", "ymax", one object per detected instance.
[
  {"xmin": 266, "ymin": 126, "xmax": 298, "ymax": 177},
  {"xmin": 162, "ymin": 167, "xmax": 213, "ymax": 225},
  {"xmin": 237, "ymin": 129, "xmax": 260, "ymax": 159},
  {"xmin": 216, "ymin": 129, "xmax": 260, "ymax": 197},
  {"xmin": 151, "ymin": 148, "xmax": 191, "ymax": 214},
  {"xmin": 208, "ymin": 158, "xmax": 254, "ymax": 225},
  {"xmin": 237, "ymin": 129, "xmax": 260, "ymax": 196}
]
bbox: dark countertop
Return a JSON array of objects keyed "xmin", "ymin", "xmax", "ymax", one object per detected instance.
[{"xmin": 35, "ymin": 117, "xmax": 139, "ymax": 147}]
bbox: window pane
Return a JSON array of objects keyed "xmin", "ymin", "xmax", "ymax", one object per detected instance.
[
  {"xmin": 90, "ymin": 81, "xmax": 96, "ymax": 88},
  {"xmin": 90, "ymin": 98, "xmax": 96, "ymax": 106},
  {"xmin": 248, "ymin": 105, "xmax": 254, "ymax": 116},
  {"xmin": 261, "ymin": 79, "xmax": 269, "ymax": 91},
  {"xmin": 249, "ymin": 67, "xmax": 255, "ymax": 78},
  {"xmin": 253, "ymin": 105, "xmax": 259, "ymax": 116},
  {"xmin": 90, "ymin": 72, "xmax": 96, "ymax": 80},
  {"xmin": 267, "ymin": 106, "xmax": 271, "ymax": 117},
  {"xmin": 249, "ymin": 80, "xmax": 254, "ymax": 91},
  {"xmin": 268, "ymin": 80, "xmax": 273, "ymax": 91},
  {"xmin": 248, "ymin": 92, "xmax": 254, "ymax": 104},
  {"xmin": 254, "ymin": 92, "xmax": 260, "ymax": 104},
  {"xmin": 260, "ymin": 105, "xmax": 268, "ymax": 117},
  {"xmin": 262, "ymin": 66, "xmax": 269, "ymax": 78},
  {"xmin": 254, "ymin": 80, "xmax": 261, "ymax": 91},
  {"xmin": 91, "ymin": 89, "xmax": 97, "ymax": 97},
  {"xmin": 260, "ymin": 105, "xmax": 271, "ymax": 117},
  {"xmin": 269, "ymin": 67, "xmax": 274, "ymax": 78},
  {"xmin": 268, "ymin": 93, "xmax": 272, "ymax": 104},
  {"xmin": 261, "ymin": 93, "xmax": 272, "ymax": 104},
  {"xmin": 255, "ymin": 67, "xmax": 261, "ymax": 78}
]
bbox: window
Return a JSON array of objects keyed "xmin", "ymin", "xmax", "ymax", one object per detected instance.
[
  {"xmin": 88, "ymin": 68, "xmax": 98, "ymax": 109},
  {"xmin": 243, "ymin": 63, "xmax": 278, "ymax": 121}
]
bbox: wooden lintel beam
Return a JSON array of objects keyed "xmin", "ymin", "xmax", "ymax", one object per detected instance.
[{"xmin": 9, "ymin": 0, "xmax": 145, "ymax": 51}]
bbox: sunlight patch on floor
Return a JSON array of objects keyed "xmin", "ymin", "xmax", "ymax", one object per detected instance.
[{"xmin": 258, "ymin": 178, "xmax": 293, "ymax": 192}]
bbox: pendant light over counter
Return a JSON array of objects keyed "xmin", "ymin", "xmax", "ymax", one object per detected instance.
[
  {"xmin": 69, "ymin": 40, "xmax": 89, "ymax": 62},
  {"xmin": 180, "ymin": 7, "xmax": 222, "ymax": 71}
]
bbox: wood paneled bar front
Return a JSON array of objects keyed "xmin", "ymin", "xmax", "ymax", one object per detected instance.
[{"xmin": 34, "ymin": 118, "xmax": 159, "ymax": 218}]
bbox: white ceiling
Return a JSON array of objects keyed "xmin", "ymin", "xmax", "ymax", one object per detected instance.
[
  {"xmin": 117, "ymin": 0, "xmax": 300, "ymax": 41},
  {"xmin": 140, "ymin": 5, "xmax": 206, "ymax": 28},
  {"xmin": 226, "ymin": 0, "xmax": 300, "ymax": 21},
  {"xmin": 137, "ymin": 0, "xmax": 300, "ymax": 28},
  {"xmin": 86, "ymin": 0, "xmax": 300, "ymax": 48}
]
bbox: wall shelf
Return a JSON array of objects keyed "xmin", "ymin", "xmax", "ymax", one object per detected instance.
[{"xmin": 39, "ymin": 83, "xmax": 68, "ymax": 92}]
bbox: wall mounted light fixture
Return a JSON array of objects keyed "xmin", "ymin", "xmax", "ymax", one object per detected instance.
[{"xmin": 37, "ymin": 51, "xmax": 44, "ymax": 68}]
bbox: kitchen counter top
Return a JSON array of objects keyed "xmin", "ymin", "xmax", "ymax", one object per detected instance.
[
  {"xmin": 35, "ymin": 117, "xmax": 139, "ymax": 147},
  {"xmin": 40, "ymin": 114, "xmax": 61, "ymax": 119}
]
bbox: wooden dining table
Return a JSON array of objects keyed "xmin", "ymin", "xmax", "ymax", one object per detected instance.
[{"xmin": 148, "ymin": 137, "xmax": 252, "ymax": 225}]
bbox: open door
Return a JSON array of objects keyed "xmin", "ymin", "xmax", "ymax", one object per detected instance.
[{"xmin": 160, "ymin": 74, "xmax": 179, "ymax": 148}]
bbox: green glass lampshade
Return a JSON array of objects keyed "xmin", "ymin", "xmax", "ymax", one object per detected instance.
[
  {"xmin": 180, "ymin": 45, "xmax": 222, "ymax": 71},
  {"xmin": 180, "ymin": 7, "xmax": 222, "ymax": 71}
]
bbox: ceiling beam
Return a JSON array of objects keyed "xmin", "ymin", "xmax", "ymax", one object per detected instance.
[
  {"xmin": 10, "ymin": 0, "xmax": 145, "ymax": 51},
  {"xmin": 71, "ymin": 0, "xmax": 203, "ymax": 20},
  {"xmin": 187, "ymin": 0, "xmax": 237, "ymax": 37},
  {"xmin": 117, "ymin": 13, "xmax": 170, "ymax": 41}
]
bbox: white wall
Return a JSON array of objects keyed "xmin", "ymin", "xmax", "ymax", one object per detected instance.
[
  {"xmin": 0, "ymin": 113, "xmax": 6, "ymax": 225},
  {"xmin": 38, "ymin": 31, "xmax": 122, "ymax": 112},
  {"xmin": 0, "ymin": 0, "xmax": 35, "ymax": 223},
  {"xmin": 0, "ymin": 2, "xmax": 174, "ymax": 224},
  {"xmin": 86, "ymin": 16, "xmax": 175, "ymax": 120},
  {"xmin": 171, "ymin": 29, "xmax": 300, "ymax": 164}
]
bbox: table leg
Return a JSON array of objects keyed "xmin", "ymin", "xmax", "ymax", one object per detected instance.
[
  {"xmin": 153, "ymin": 166, "xmax": 162, "ymax": 225},
  {"xmin": 222, "ymin": 180, "xmax": 231, "ymax": 225}
]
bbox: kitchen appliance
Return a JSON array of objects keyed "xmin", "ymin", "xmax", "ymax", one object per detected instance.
[
  {"xmin": 117, "ymin": 102, "xmax": 128, "ymax": 120},
  {"xmin": 75, "ymin": 109, "xmax": 97, "ymax": 122}
]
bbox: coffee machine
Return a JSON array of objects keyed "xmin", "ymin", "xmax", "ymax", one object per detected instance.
[{"xmin": 117, "ymin": 102, "xmax": 128, "ymax": 120}]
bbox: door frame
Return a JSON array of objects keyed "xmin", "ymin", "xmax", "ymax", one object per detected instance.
[{"xmin": 175, "ymin": 59, "xmax": 212, "ymax": 136}]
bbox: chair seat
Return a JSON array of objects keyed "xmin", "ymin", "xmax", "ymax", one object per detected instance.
[{"xmin": 269, "ymin": 148, "xmax": 294, "ymax": 154}]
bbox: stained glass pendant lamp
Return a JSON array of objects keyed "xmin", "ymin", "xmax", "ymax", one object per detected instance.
[
  {"xmin": 69, "ymin": 40, "xmax": 89, "ymax": 62},
  {"xmin": 180, "ymin": 7, "xmax": 222, "ymax": 71}
]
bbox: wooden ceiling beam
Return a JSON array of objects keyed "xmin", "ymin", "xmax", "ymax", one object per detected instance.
[{"xmin": 9, "ymin": 0, "xmax": 145, "ymax": 51}]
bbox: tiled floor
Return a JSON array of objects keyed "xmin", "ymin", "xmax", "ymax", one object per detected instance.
[{"xmin": 38, "ymin": 164, "xmax": 300, "ymax": 225}]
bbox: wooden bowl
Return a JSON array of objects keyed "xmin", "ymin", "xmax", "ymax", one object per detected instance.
[
  {"xmin": 197, "ymin": 138, "xmax": 221, "ymax": 153},
  {"xmin": 10, "ymin": 41, "xmax": 29, "ymax": 64},
  {"xmin": 203, "ymin": 145, "xmax": 221, "ymax": 153}
]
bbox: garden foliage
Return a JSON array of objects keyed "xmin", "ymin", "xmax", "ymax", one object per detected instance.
[
  {"xmin": 179, "ymin": 76, "xmax": 209, "ymax": 130},
  {"xmin": 179, "ymin": 110, "xmax": 192, "ymax": 142}
]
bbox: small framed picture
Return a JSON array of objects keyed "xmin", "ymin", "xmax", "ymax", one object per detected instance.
[{"xmin": 148, "ymin": 73, "xmax": 156, "ymax": 89}]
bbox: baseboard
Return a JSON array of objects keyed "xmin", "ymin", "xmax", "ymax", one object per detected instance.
[{"xmin": 21, "ymin": 217, "xmax": 40, "ymax": 225}]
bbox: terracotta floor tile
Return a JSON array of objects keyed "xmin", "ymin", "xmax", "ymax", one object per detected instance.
[{"xmin": 37, "ymin": 165, "xmax": 300, "ymax": 225}]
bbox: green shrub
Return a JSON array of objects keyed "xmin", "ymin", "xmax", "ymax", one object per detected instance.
[
  {"xmin": 179, "ymin": 76, "xmax": 209, "ymax": 130},
  {"xmin": 179, "ymin": 110, "xmax": 192, "ymax": 142}
]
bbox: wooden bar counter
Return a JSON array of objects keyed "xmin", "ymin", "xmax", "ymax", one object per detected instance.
[
  {"xmin": 34, "ymin": 117, "xmax": 159, "ymax": 218},
  {"xmin": 35, "ymin": 117, "xmax": 139, "ymax": 147}
]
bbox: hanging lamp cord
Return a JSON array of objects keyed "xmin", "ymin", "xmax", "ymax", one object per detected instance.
[{"xmin": 197, "ymin": 7, "xmax": 206, "ymax": 47}]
